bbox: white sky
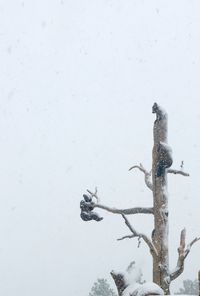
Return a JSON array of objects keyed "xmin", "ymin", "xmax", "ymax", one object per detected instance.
[{"xmin": 0, "ymin": 0, "xmax": 200, "ymax": 295}]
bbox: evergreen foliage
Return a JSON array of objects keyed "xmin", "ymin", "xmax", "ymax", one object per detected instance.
[
  {"xmin": 89, "ymin": 278, "xmax": 117, "ymax": 296},
  {"xmin": 176, "ymin": 279, "xmax": 199, "ymax": 295}
]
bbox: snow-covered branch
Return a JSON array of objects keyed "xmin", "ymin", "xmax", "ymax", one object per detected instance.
[
  {"xmin": 129, "ymin": 163, "xmax": 153, "ymax": 191},
  {"xmin": 170, "ymin": 228, "xmax": 200, "ymax": 281},
  {"xmin": 119, "ymin": 214, "xmax": 158, "ymax": 257},
  {"xmin": 111, "ymin": 262, "xmax": 164, "ymax": 296},
  {"xmin": 93, "ymin": 203, "xmax": 154, "ymax": 215},
  {"xmin": 110, "ymin": 270, "xmax": 127, "ymax": 296},
  {"xmin": 87, "ymin": 187, "xmax": 154, "ymax": 215},
  {"xmin": 184, "ymin": 237, "xmax": 200, "ymax": 258},
  {"xmin": 167, "ymin": 169, "xmax": 189, "ymax": 177}
]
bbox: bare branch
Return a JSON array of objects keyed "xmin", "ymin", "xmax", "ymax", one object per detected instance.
[
  {"xmin": 170, "ymin": 228, "xmax": 200, "ymax": 281},
  {"xmin": 87, "ymin": 187, "xmax": 100, "ymax": 203},
  {"xmin": 120, "ymin": 214, "xmax": 158, "ymax": 257},
  {"xmin": 184, "ymin": 237, "xmax": 200, "ymax": 259},
  {"xmin": 93, "ymin": 203, "xmax": 154, "ymax": 215},
  {"xmin": 117, "ymin": 234, "xmax": 134, "ymax": 241},
  {"xmin": 167, "ymin": 169, "xmax": 189, "ymax": 177},
  {"xmin": 129, "ymin": 163, "xmax": 153, "ymax": 191},
  {"xmin": 86, "ymin": 187, "xmax": 154, "ymax": 215}
]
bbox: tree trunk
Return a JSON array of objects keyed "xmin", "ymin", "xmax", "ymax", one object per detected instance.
[
  {"xmin": 110, "ymin": 271, "xmax": 127, "ymax": 296},
  {"xmin": 152, "ymin": 106, "xmax": 170, "ymax": 294}
]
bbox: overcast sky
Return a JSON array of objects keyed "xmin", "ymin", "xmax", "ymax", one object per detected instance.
[{"xmin": 0, "ymin": 0, "xmax": 200, "ymax": 295}]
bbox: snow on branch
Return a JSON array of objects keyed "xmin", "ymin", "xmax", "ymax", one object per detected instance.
[
  {"xmin": 87, "ymin": 188, "xmax": 154, "ymax": 215},
  {"xmin": 168, "ymin": 160, "xmax": 189, "ymax": 176},
  {"xmin": 170, "ymin": 228, "xmax": 200, "ymax": 281},
  {"xmin": 118, "ymin": 214, "xmax": 158, "ymax": 257},
  {"xmin": 129, "ymin": 164, "xmax": 153, "ymax": 191},
  {"xmin": 110, "ymin": 270, "xmax": 127, "ymax": 296},
  {"xmin": 94, "ymin": 203, "xmax": 154, "ymax": 215},
  {"xmin": 167, "ymin": 169, "xmax": 189, "ymax": 177}
]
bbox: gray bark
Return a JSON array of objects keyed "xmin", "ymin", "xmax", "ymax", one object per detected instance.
[{"xmin": 152, "ymin": 105, "xmax": 170, "ymax": 294}]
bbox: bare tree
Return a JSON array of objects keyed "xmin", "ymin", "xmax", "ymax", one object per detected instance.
[{"xmin": 80, "ymin": 103, "xmax": 199, "ymax": 295}]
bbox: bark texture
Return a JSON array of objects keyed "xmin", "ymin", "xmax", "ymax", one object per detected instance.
[{"xmin": 152, "ymin": 105, "xmax": 170, "ymax": 294}]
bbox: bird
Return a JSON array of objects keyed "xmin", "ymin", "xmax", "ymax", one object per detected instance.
[{"xmin": 156, "ymin": 142, "xmax": 173, "ymax": 177}]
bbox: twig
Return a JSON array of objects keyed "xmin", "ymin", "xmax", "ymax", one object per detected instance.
[
  {"xmin": 87, "ymin": 187, "xmax": 100, "ymax": 203},
  {"xmin": 119, "ymin": 214, "xmax": 158, "ymax": 257},
  {"xmin": 129, "ymin": 163, "xmax": 153, "ymax": 191},
  {"xmin": 117, "ymin": 234, "xmax": 134, "ymax": 240},
  {"xmin": 167, "ymin": 169, "xmax": 189, "ymax": 177},
  {"xmin": 170, "ymin": 228, "xmax": 200, "ymax": 281},
  {"xmin": 184, "ymin": 237, "xmax": 200, "ymax": 259}
]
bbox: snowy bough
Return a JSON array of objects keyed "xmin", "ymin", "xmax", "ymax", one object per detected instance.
[{"xmin": 80, "ymin": 103, "xmax": 199, "ymax": 295}]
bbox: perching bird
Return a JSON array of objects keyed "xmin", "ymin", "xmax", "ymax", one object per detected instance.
[
  {"xmin": 152, "ymin": 102, "xmax": 166, "ymax": 121},
  {"xmin": 156, "ymin": 142, "xmax": 173, "ymax": 177},
  {"xmin": 83, "ymin": 194, "xmax": 92, "ymax": 202},
  {"xmin": 80, "ymin": 210, "xmax": 103, "ymax": 222},
  {"xmin": 152, "ymin": 102, "xmax": 162, "ymax": 120},
  {"xmin": 80, "ymin": 195, "xmax": 103, "ymax": 222}
]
